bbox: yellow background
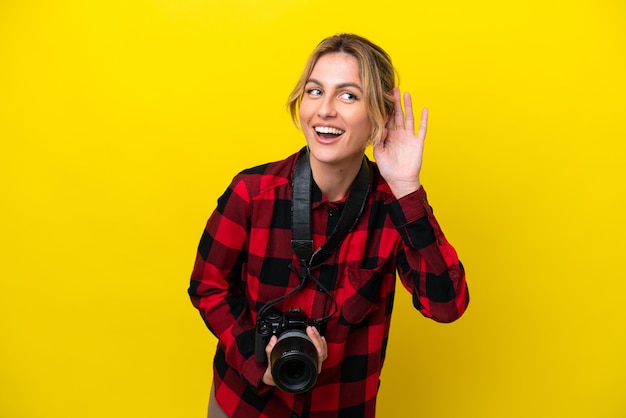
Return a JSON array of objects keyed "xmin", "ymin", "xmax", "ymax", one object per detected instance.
[{"xmin": 1, "ymin": 0, "xmax": 625, "ymax": 417}]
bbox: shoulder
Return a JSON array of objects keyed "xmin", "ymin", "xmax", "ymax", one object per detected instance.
[{"xmin": 229, "ymin": 149, "xmax": 301, "ymax": 199}]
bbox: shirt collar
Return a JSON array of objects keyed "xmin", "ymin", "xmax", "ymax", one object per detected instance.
[{"xmin": 311, "ymin": 180, "xmax": 348, "ymax": 210}]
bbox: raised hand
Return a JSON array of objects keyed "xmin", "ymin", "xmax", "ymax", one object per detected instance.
[{"xmin": 373, "ymin": 88, "xmax": 428, "ymax": 199}]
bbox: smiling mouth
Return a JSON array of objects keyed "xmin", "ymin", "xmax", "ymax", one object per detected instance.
[{"xmin": 314, "ymin": 126, "xmax": 345, "ymax": 139}]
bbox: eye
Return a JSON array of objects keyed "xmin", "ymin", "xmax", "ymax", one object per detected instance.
[
  {"xmin": 306, "ymin": 88, "xmax": 322, "ymax": 97},
  {"xmin": 339, "ymin": 92, "xmax": 358, "ymax": 101}
]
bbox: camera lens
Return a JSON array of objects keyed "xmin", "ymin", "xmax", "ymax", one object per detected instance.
[{"xmin": 270, "ymin": 329, "xmax": 318, "ymax": 394}]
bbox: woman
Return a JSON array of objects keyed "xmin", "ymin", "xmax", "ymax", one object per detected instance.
[{"xmin": 189, "ymin": 33, "xmax": 469, "ymax": 418}]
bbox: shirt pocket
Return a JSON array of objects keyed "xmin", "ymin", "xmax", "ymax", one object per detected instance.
[{"xmin": 339, "ymin": 264, "xmax": 384, "ymax": 325}]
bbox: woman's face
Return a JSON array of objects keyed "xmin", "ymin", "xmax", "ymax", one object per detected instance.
[{"xmin": 299, "ymin": 52, "xmax": 372, "ymax": 171}]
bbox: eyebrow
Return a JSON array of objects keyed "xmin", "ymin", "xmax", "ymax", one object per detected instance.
[{"xmin": 306, "ymin": 78, "xmax": 363, "ymax": 93}]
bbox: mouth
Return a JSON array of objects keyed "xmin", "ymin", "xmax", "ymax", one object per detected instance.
[{"xmin": 314, "ymin": 126, "xmax": 345, "ymax": 140}]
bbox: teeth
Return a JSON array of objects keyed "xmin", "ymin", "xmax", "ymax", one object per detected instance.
[{"xmin": 315, "ymin": 126, "xmax": 345, "ymax": 135}]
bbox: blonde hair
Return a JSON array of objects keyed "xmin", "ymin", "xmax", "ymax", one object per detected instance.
[{"xmin": 287, "ymin": 34, "xmax": 397, "ymax": 146}]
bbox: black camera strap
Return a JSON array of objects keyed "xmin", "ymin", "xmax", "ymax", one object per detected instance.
[
  {"xmin": 257, "ymin": 147, "xmax": 370, "ymax": 323},
  {"xmin": 291, "ymin": 147, "xmax": 371, "ymax": 271},
  {"xmin": 291, "ymin": 147, "xmax": 371, "ymax": 325}
]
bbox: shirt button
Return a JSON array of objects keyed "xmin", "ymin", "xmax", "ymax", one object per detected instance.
[{"xmin": 329, "ymin": 209, "xmax": 336, "ymax": 217}]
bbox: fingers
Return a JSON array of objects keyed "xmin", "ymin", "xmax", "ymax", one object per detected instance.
[
  {"xmin": 393, "ymin": 88, "xmax": 404, "ymax": 129},
  {"xmin": 265, "ymin": 335, "xmax": 277, "ymax": 357},
  {"xmin": 417, "ymin": 107, "xmax": 429, "ymax": 141},
  {"xmin": 391, "ymin": 89, "xmax": 417, "ymax": 134},
  {"xmin": 307, "ymin": 326, "xmax": 327, "ymax": 357},
  {"xmin": 262, "ymin": 335, "xmax": 278, "ymax": 386},
  {"xmin": 403, "ymin": 92, "xmax": 414, "ymax": 133},
  {"xmin": 307, "ymin": 326, "xmax": 328, "ymax": 373}
]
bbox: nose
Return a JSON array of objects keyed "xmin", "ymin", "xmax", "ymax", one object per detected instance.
[{"xmin": 317, "ymin": 96, "xmax": 337, "ymax": 118}]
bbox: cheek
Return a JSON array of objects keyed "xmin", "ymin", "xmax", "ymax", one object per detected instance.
[
  {"xmin": 353, "ymin": 112, "xmax": 372, "ymax": 137},
  {"xmin": 298, "ymin": 105, "xmax": 314, "ymax": 139},
  {"xmin": 350, "ymin": 105, "xmax": 370, "ymax": 126},
  {"xmin": 299, "ymin": 99, "xmax": 314, "ymax": 122}
]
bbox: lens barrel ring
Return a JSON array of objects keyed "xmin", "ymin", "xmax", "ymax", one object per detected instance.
[{"xmin": 270, "ymin": 329, "xmax": 319, "ymax": 393}]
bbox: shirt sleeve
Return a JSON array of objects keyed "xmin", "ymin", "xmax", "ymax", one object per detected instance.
[
  {"xmin": 386, "ymin": 186, "xmax": 470, "ymax": 323},
  {"xmin": 188, "ymin": 174, "xmax": 267, "ymax": 391}
]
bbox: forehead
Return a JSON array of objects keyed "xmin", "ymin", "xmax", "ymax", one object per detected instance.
[{"xmin": 308, "ymin": 52, "xmax": 362, "ymax": 85}]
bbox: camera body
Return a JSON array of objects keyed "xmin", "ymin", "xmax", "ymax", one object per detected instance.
[{"xmin": 255, "ymin": 308, "xmax": 319, "ymax": 394}]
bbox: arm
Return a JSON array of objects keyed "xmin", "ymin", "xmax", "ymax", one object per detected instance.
[
  {"xmin": 375, "ymin": 88, "xmax": 468, "ymax": 321},
  {"xmin": 387, "ymin": 187, "xmax": 469, "ymax": 322},
  {"xmin": 188, "ymin": 174, "xmax": 266, "ymax": 390}
]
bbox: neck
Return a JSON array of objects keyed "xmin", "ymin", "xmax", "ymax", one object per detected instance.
[{"xmin": 310, "ymin": 157, "xmax": 363, "ymax": 202}]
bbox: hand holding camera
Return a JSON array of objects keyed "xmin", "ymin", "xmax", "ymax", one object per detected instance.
[{"xmin": 256, "ymin": 308, "xmax": 328, "ymax": 393}]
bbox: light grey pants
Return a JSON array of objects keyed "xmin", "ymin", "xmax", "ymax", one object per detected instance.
[{"xmin": 207, "ymin": 381, "xmax": 229, "ymax": 418}]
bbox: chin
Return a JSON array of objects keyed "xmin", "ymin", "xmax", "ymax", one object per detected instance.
[
  {"xmin": 307, "ymin": 145, "xmax": 339, "ymax": 164},
  {"xmin": 309, "ymin": 145, "xmax": 364, "ymax": 168}
]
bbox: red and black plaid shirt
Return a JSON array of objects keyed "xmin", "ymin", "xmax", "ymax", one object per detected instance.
[{"xmin": 188, "ymin": 149, "xmax": 469, "ymax": 418}]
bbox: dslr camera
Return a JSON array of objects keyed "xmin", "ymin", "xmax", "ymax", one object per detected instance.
[{"xmin": 255, "ymin": 308, "xmax": 319, "ymax": 394}]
